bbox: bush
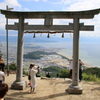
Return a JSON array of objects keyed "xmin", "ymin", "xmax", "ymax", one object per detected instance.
[
  {"xmin": 83, "ymin": 67, "xmax": 100, "ymax": 77},
  {"xmin": 43, "ymin": 66, "xmax": 62, "ymax": 72},
  {"xmin": 82, "ymin": 73, "xmax": 99, "ymax": 82},
  {"xmin": 24, "ymin": 71, "xmax": 28, "ymax": 76},
  {"xmin": 50, "ymin": 73, "xmax": 58, "ymax": 78},
  {"xmin": 59, "ymin": 69, "xmax": 70, "ymax": 78},
  {"xmin": 42, "ymin": 66, "xmax": 70, "ymax": 78},
  {"xmin": 5, "ymin": 63, "xmax": 16, "ymax": 71},
  {"xmin": 82, "ymin": 67, "xmax": 100, "ymax": 82}
]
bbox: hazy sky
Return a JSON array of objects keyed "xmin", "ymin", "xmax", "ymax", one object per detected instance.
[{"xmin": 0, "ymin": 0, "xmax": 100, "ymax": 37}]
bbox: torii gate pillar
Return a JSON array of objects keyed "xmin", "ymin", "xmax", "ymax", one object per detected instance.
[
  {"xmin": 11, "ymin": 16, "xmax": 27, "ymax": 90},
  {"xmin": 68, "ymin": 18, "xmax": 82, "ymax": 94}
]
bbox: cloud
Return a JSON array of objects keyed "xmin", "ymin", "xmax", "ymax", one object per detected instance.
[
  {"xmin": 42, "ymin": 0, "xmax": 47, "ymax": 2},
  {"xmin": 0, "ymin": 0, "xmax": 21, "ymax": 31},
  {"xmin": 59, "ymin": 0, "xmax": 100, "ymax": 37},
  {"xmin": 62, "ymin": 0, "xmax": 100, "ymax": 11},
  {"xmin": 0, "ymin": 0, "xmax": 21, "ymax": 9},
  {"xmin": 23, "ymin": 8, "xmax": 30, "ymax": 11},
  {"xmin": 0, "ymin": 15, "xmax": 6, "ymax": 30},
  {"xmin": 34, "ymin": 0, "xmax": 39, "ymax": 2},
  {"xmin": 23, "ymin": 0, "xmax": 47, "ymax": 2},
  {"xmin": 5, "ymin": 0, "xmax": 21, "ymax": 7},
  {"xmin": 50, "ymin": 0, "xmax": 79, "ymax": 5},
  {"xmin": 50, "ymin": 0, "xmax": 100, "ymax": 11}
]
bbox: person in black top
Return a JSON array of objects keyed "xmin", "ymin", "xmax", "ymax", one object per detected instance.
[
  {"xmin": 46, "ymin": 72, "xmax": 50, "ymax": 78},
  {"xmin": 36, "ymin": 66, "xmax": 41, "ymax": 77},
  {"xmin": 0, "ymin": 56, "xmax": 5, "ymax": 72}
]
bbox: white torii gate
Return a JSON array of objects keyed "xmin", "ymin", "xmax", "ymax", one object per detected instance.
[{"xmin": 0, "ymin": 8, "xmax": 100, "ymax": 94}]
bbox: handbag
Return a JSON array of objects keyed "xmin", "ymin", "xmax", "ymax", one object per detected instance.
[{"xmin": 28, "ymin": 75, "xmax": 31, "ymax": 80}]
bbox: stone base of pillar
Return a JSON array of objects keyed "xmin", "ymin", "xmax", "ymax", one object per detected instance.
[
  {"xmin": 67, "ymin": 83, "xmax": 82, "ymax": 94},
  {"xmin": 11, "ymin": 81, "xmax": 27, "ymax": 90}
]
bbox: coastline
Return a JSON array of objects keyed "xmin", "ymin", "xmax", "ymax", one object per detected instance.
[{"xmin": 57, "ymin": 50, "xmax": 94, "ymax": 68}]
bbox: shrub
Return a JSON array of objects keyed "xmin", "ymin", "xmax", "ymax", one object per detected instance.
[
  {"xmin": 59, "ymin": 69, "xmax": 70, "ymax": 78},
  {"xmin": 24, "ymin": 71, "xmax": 28, "ymax": 76},
  {"xmin": 5, "ymin": 63, "xmax": 16, "ymax": 71},
  {"xmin": 43, "ymin": 66, "xmax": 62, "ymax": 72},
  {"xmin": 83, "ymin": 67, "xmax": 100, "ymax": 77},
  {"xmin": 82, "ymin": 73, "xmax": 99, "ymax": 82}
]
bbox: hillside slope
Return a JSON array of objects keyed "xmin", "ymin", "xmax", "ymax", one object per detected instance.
[{"xmin": 5, "ymin": 74, "xmax": 100, "ymax": 100}]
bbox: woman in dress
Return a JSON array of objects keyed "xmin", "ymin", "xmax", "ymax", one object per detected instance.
[{"xmin": 29, "ymin": 64, "xmax": 37, "ymax": 94}]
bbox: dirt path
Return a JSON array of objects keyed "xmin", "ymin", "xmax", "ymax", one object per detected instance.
[{"xmin": 5, "ymin": 74, "xmax": 100, "ymax": 100}]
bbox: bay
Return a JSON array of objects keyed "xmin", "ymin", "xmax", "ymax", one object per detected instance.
[{"xmin": 0, "ymin": 35, "xmax": 100, "ymax": 67}]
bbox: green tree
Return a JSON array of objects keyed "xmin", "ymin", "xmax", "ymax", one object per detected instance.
[
  {"xmin": 43, "ymin": 66, "xmax": 62, "ymax": 72},
  {"xmin": 5, "ymin": 63, "xmax": 17, "ymax": 71},
  {"xmin": 82, "ymin": 73, "xmax": 99, "ymax": 82},
  {"xmin": 9, "ymin": 63, "xmax": 17, "ymax": 71},
  {"xmin": 59, "ymin": 69, "xmax": 70, "ymax": 78},
  {"xmin": 83, "ymin": 67, "xmax": 100, "ymax": 77}
]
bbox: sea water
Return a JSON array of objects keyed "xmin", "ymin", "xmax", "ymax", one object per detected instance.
[{"xmin": 0, "ymin": 35, "xmax": 100, "ymax": 68}]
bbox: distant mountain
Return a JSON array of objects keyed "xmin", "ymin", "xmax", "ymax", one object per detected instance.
[{"xmin": 1, "ymin": 35, "xmax": 100, "ymax": 43}]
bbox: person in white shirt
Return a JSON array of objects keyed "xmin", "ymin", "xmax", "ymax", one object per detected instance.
[
  {"xmin": 29, "ymin": 64, "xmax": 37, "ymax": 94},
  {"xmin": 0, "ymin": 66, "xmax": 5, "ymax": 83}
]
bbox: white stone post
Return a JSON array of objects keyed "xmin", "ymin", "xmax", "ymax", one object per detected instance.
[
  {"xmin": 16, "ymin": 16, "xmax": 24, "ymax": 82},
  {"xmin": 11, "ymin": 16, "xmax": 27, "ymax": 90},
  {"xmin": 72, "ymin": 18, "xmax": 79, "ymax": 86},
  {"xmin": 68, "ymin": 18, "xmax": 82, "ymax": 94}
]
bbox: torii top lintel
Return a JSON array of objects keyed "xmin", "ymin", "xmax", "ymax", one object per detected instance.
[{"xmin": 0, "ymin": 8, "xmax": 100, "ymax": 19}]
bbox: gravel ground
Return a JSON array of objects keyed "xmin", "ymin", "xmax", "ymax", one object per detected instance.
[{"xmin": 5, "ymin": 74, "xmax": 100, "ymax": 100}]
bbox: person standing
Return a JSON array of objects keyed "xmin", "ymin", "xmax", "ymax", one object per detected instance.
[
  {"xmin": 29, "ymin": 64, "xmax": 37, "ymax": 94},
  {"xmin": 36, "ymin": 66, "xmax": 40, "ymax": 77},
  {"xmin": 46, "ymin": 72, "xmax": 50, "ymax": 78},
  {"xmin": 79, "ymin": 59, "xmax": 84, "ymax": 82},
  {"xmin": 69, "ymin": 58, "xmax": 84, "ymax": 81},
  {"xmin": 0, "ymin": 66, "xmax": 5, "ymax": 83},
  {"xmin": 56, "ymin": 73, "xmax": 59, "ymax": 78},
  {"xmin": 0, "ymin": 56, "xmax": 5, "ymax": 72},
  {"xmin": 69, "ymin": 59, "xmax": 73, "ymax": 79}
]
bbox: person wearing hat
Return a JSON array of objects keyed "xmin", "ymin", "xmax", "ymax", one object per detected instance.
[
  {"xmin": 28, "ymin": 64, "xmax": 37, "ymax": 94},
  {"xmin": 0, "ymin": 56, "xmax": 5, "ymax": 72}
]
